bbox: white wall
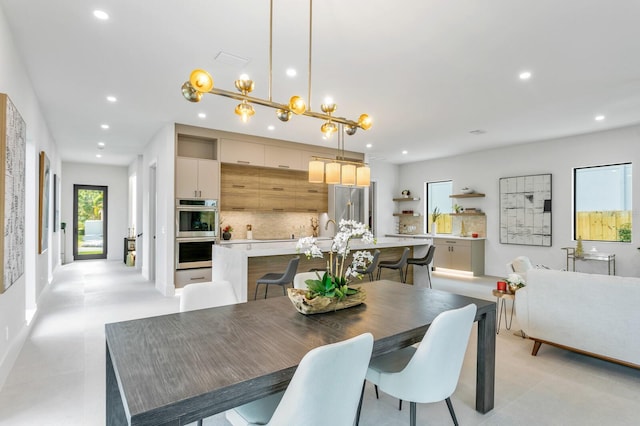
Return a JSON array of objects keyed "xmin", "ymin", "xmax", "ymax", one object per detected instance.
[
  {"xmin": 142, "ymin": 124, "xmax": 175, "ymax": 296},
  {"xmin": 398, "ymin": 125, "xmax": 640, "ymax": 278},
  {"xmin": 60, "ymin": 163, "xmax": 128, "ymax": 263},
  {"xmin": 0, "ymin": 5, "xmax": 60, "ymax": 388}
]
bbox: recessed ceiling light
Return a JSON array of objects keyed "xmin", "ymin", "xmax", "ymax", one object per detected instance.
[
  {"xmin": 366, "ymin": 143, "xmax": 372, "ymax": 148},
  {"xmin": 402, "ymin": 150, "xmax": 408, "ymax": 155},
  {"xmin": 469, "ymin": 129, "xmax": 487, "ymax": 135},
  {"xmin": 267, "ymin": 125, "xmax": 275, "ymax": 131},
  {"xmin": 106, "ymin": 95, "xmax": 117, "ymax": 103},
  {"xmin": 96, "ymin": 154, "xmax": 102, "ymax": 158},
  {"xmin": 595, "ymin": 115, "xmax": 605, "ymax": 121},
  {"xmin": 93, "ymin": 10, "xmax": 109, "ymax": 20},
  {"xmin": 101, "ymin": 124, "xmax": 110, "ymax": 129},
  {"xmin": 519, "ymin": 71, "xmax": 532, "ymax": 80},
  {"xmin": 286, "ymin": 68, "xmax": 297, "ymax": 77},
  {"xmin": 97, "ymin": 142, "xmax": 105, "ymax": 149},
  {"xmin": 198, "ymin": 112, "xmax": 206, "ymax": 119}
]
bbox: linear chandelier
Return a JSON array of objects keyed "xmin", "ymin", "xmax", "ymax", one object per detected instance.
[{"xmin": 180, "ymin": 0, "xmax": 372, "ymax": 140}]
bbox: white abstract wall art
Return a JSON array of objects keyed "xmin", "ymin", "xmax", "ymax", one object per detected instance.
[
  {"xmin": 499, "ymin": 173, "xmax": 552, "ymax": 246},
  {"xmin": 1, "ymin": 93, "xmax": 26, "ymax": 293}
]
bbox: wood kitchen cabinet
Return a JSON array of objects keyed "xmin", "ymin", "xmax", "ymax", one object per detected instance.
[
  {"xmin": 220, "ymin": 164, "xmax": 328, "ymax": 212},
  {"xmin": 175, "ymin": 157, "xmax": 219, "ymax": 199},
  {"xmin": 433, "ymin": 237, "xmax": 485, "ymax": 276}
]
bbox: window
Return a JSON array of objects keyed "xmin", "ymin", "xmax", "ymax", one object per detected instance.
[
  {"xmin": 426, "ymin": 181, "xmax": 452, "ymax": 234},
  {"xmin": 574, "ymin": 163, "xmax": 632, "ymax": 242}
]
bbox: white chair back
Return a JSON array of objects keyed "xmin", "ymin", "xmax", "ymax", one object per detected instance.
[
  {"xmin": 377, "ymin": 304, "xmax": 476, "ymax": 403},
  {"xmin": 293, "ymin": 271, "xmax": 323, "ymax": 290},
  {"xmin": 227, "ymin": 333, "xmax": 374, "ymax": 426},
  {"xmin": 179, "ymin": 280, "xmax": 239, "ymax": 312},
  {"xmin": 267, "ymin": 333, "xmax": 374, "ymax": 425}
]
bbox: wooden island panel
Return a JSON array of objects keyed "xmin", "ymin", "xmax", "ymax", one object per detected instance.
[{"xmin": 248, "ymin": 246, "xmax": 414, "ymax": 300}]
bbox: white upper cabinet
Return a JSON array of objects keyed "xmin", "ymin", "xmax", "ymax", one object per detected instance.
[
  {"xmin": 176, "ymin": 157, "xmax": 219, "ymax": 199},
  {"xmin": 220, "ymin": 139, "xmax": 265, "ymax": 166},
  {"xmin": 264, "ymin": 145, "xmax": 303, "ymax": 170}
]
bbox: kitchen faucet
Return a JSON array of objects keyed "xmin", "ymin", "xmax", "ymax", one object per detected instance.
[{"xmin": 325, "ymin": 219, "xmax": 337, "ymax": 230}]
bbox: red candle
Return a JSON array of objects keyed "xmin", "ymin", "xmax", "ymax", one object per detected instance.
[{"xmin": 497, "ymin": 281, "xmax": 507, "ymax": 292}]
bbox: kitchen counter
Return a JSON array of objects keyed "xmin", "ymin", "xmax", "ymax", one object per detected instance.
[{"xmin": 213, "ymin": 237, "xmax": 431, "ymax": 302}]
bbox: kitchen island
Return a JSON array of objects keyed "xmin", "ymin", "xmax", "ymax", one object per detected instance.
[{"xmin": 214, "ymin": 237, "xmax": 431, "ymax": 302}]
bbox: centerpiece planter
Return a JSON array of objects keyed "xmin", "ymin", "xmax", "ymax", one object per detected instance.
[
  {"xmin": 287, "ymin": 287, "xmax": 366, "ymax": 315},
  {"xmin": 293, "ymin": 219, "xmax": 375, "ymax": 315}
]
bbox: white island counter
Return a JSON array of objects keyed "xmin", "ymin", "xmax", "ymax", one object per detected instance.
[{"xmin": 213, "ymin": 237, "xmax": 431, "ymax": 302}]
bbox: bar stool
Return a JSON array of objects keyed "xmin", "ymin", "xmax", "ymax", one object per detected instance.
[
  {"xmin": 406, "ymin": 245, "xmax": 436, "ymax": 288},
  {"xmin": 255, "ymin": 257, "xmax": 300, "ymax": 299},
  {"xmin": 376, "ymin": 247, "xmax": 410, "ymax": 283},
  {"xmin": 355, "ymin": 250, "xmax": 380, "ymax": 281}
]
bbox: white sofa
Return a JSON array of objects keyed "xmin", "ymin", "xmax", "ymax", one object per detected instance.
[{"xmin": 515, "ymin": 268, "xmax": 640, "ymax": 368}]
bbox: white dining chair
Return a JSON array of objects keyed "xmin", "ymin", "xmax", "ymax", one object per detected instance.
[
  {"xmin": 225, "ymin": 332, "xmax": 374, "ymax": 426},
  {"xmin": 362, "ymin": 304, "xmax": 477, "ymax": 426},
  {"xmin": 179, "ymin": 280, "xmax": 239, "ymax": 312},
  {"xmin": 180, "ymin": 280, "xmax": 240, "ymax": 426},
  {"xmin": 293, "ymin": 271, "xmax": 322, "ymax": 290}
]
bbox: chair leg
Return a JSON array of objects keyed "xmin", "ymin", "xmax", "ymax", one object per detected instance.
[
  {"xmin": 197, "ymin": 419, "xmax": 203, "ymax": 426},
  {"xmin": 355, "ymin": 381, "xmax": 366, "ymax": 426},
  {"xmin": 254, "ymin": 283, "xmax": 260, "ymax": 300},
  {"xmin": 376, "ymin": 267, "xmax": 381, "ymax": 280},
  {"xmin": 282, "ymin": 284, "xmax": 287, "ymax": 296},
  {"xmin": 445, "ymin": 397, "xmax": 459, "ymax": 426},
  {"xmin": 374, "ymin": 384, "xmax": 379, "ymax": 399},
  {"xmin": 409, "ymin": 401, "xmax": 417, "ymax": 426},
  {"xmin": 264, "ymin": 284, "xmax": 269, "ymax": 299},
  {"xmin": 426, "ymin": 267, "xmax": 432, "ymax": 288},
  {"xmin": 399, "ymin": 399, "xmax": 402, "ymax": 410}
]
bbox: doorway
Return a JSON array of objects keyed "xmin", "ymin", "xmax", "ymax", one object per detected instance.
[{"xmin": 73, "ymin": 184, "xmax": 108, "ymax": 260}]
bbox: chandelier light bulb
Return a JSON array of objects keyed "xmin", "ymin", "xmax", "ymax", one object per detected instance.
[
  {"xmin": 276, "ymin": 108, "xmax": 292, "ymax": 122},
  {"xmin": 288, "ymin": 96, "xmax": 306, "ymax": 115},
  {"xmin": 321, "ymin": 121, "xmax": 337, "ymax": 137},
  {"xmin": 235, "ymin": 102, "xmax": 255, "ymax": 123},
  {"xmin": 358, "ymin": 114, "xmax": 372, "ymax": 130},
  {"xmin": 189, "ymin": 69, "xmax": 214, "ymax": 93}
]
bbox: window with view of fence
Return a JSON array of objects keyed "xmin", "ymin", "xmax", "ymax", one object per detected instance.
[{"xmin": 574, "ymin": 163, "xmax": 632, "ymax": 242}]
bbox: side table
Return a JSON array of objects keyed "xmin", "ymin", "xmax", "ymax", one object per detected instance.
[{"xmin": 492, "ymin": 289, "xmax": 515, "ymax": 334}]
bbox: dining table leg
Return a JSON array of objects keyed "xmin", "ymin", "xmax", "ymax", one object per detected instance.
[{"xmin": 475, "ymin": 306, "xmax": 496, "ymax": 413}]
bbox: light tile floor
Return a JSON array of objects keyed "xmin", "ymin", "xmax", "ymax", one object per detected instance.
[{"xmin": 0, "ymin": 261, "xmax": 638, "ymax": 425}]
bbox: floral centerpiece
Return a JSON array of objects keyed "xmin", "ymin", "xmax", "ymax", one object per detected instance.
[
  {"xmin": 290, "ymin": 220, "xmax": 375, "ymax": 314},
  {"xmin": 505, "ymin": 273, "xmax": 526, "ymax": 293}
]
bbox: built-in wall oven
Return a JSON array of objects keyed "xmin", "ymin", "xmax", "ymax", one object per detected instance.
[
  {"xmin": 175, "ymin": 237, "xmax": 215, "ymax": 270},
  {"xmin": 176, "ymin": 199, "xmax": 219, "ymax": 238},
  {"xmin": 175, "ymin": 199, "xmax": 218, "ymax": 270}
]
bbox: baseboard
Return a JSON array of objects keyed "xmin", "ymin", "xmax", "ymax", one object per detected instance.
[{"xmin": 0, "ymin": 315, "xmax": 34, "ymax": 390}]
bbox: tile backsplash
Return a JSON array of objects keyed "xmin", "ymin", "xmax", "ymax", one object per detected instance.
[{"xmin": 221, "ymin": 211, "xmax": 322, "ymax": 240}]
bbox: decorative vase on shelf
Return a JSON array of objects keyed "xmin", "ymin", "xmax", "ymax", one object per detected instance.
[
  {"xmin": 222, "ymin": 232, "xmax": 231, "ymax": 240},
  {"xmin": 431, "ymin": 222, "xmax": 438, "ymax": 235}
]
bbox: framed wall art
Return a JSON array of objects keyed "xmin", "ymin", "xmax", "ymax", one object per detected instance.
[
  {"xmin": 1, "ymin": 93, "xmax": 26, "ymax": 293},
  {"xmin": 39, "ymin": 151, "xmax": 50, "ymax": 254},
  {"xmin": 499, "ymin": 173, "xmax": 552, "ymax": 246}
]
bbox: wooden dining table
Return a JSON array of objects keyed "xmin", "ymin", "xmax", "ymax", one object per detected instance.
[{"xmin": 105, "ymin": 280, "xmax": 496, "ymax": 425}]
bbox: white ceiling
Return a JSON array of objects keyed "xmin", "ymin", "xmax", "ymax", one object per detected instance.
[{"xmin": 2, "ymin": 0, "xmax": 640, "ymax": 166}]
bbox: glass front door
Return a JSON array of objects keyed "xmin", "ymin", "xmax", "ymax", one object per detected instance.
[{"xmin": 73, "ymin": 185, "xmax": 108, "ymax": 260}]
